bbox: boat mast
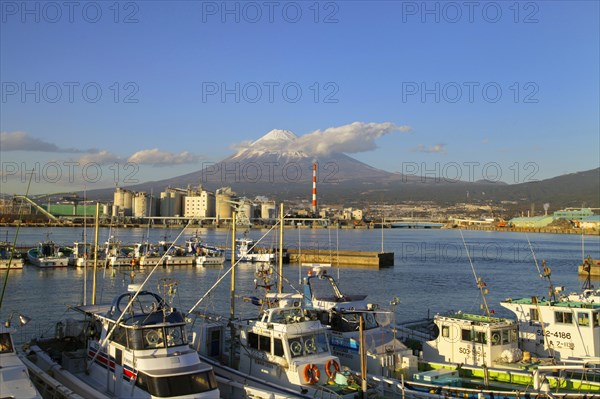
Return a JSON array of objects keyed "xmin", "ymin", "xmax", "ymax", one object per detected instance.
[
  {"xmin": 278, "ymin": 203, "xmax": 284, "ymax": 294},
  {"xmin": 460, "ymin": 230, "xmax": 491, "ymax": 316},
  {"xmin": 92, "ymin": 203, "xmax": 100, "ymax": 305},
  {"xmin": 230, "ymin": 211, "xmax": 237, "ymax": 367}
]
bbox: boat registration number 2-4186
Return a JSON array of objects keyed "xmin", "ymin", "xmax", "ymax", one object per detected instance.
[
  {"xmin": 535, "ymin": 330, "xmax": 575, "ymax": 349},
  {"xmin": 535, "ymin": 330, "xmax": 571, "ymax": 340}
]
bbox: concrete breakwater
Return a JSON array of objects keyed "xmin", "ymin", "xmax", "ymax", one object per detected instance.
[{"xmin": 287, "ymin": 248, "xmax": 394, "ymax": 269}]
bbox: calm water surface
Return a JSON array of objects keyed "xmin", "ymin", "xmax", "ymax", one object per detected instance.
[{"xmin": 2, "ymin": 226, "xmax": 599, "ymax": 344}]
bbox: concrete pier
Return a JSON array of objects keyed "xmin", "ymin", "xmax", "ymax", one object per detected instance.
[{"xmin": 287, "ymin": 249, "xmax": 394, "ymax": 269}]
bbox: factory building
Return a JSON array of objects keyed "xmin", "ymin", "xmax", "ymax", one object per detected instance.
[
  {"xmin": 215, "ymin": 187, "xmax": 236, "ymax": 221},
  {"xmin": 160, "ymin": 188, "xmax": 184, "ymax": 217},
  {"xmin": 184, "ymin": 186, "xmax": 215, "ymax": 218}
]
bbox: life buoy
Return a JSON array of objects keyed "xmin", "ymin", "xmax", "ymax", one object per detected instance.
[
  {"xmin": 326, "ymin": 359, "xmax": 340, "ymax": 378},
  {"xmin": 303, "ymin": 364, "xmax": 320, "ymax": 385}
]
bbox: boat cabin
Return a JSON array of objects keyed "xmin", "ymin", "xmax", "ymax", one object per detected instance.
[
  {"xmin": 501, "ymin": 290, "xmax": 600, "ymax": 360},
  {"xmin": 423, "ymin": 312, "xmax": 520, "ymax": 367}
]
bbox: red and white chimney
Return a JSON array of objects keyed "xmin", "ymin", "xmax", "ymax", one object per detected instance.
[{"xmin": 312, "ymin": 163, "xmax": 317, "ymax": 215}]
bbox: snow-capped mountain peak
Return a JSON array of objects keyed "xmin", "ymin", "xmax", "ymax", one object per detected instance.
[{"xmin": 233, "ymin": 129, "xmax": 308, "ymax": 158}]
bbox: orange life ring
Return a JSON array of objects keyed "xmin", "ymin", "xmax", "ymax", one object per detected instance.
[
  {"xmin": 325, "ymin": 359, "xmax": 340, "ymax": 378},
  {"xmin": 303, "ymin": 364, "xmax": 320, "ymax": 385}
]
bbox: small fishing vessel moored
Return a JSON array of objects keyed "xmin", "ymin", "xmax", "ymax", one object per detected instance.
[
  {"xmin": 0, "ymin": 240, "xmax": 24, "ymax": 269},
  {"xmin": 24, "ymin": 284, "xmax": 221, "ymax": 399},
  {"xmin": 27, "ymin": 240, "xmax": 70, "ymax": 267}
]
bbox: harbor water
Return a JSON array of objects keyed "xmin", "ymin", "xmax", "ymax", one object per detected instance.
[{"xmin": 1, "ymin": 226, "xmax": 599, "ymax": 345}]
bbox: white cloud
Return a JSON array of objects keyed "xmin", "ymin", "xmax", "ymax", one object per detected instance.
[
  {"xmin": 128, "ymin": 149, "xmax": 200, "ymax": 166},
  {"xmin": 0, "ymin": 131, "xmax": 93, "ymax": 152},
  {"xmin": 233, "ymin": 122, "xmax": 412, "ymax": 156},
  {"xmin": 413, "ymin": 144, "xmax": 447, "ymax": 153},
  {"xmin": 76, "ymin": 151, "xmax": 123, "ymax": 165}
]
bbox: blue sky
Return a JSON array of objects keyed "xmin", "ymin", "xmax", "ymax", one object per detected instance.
[{"xmin": 1, "ymin": 1, "xmax": 598, "ymax": 194}]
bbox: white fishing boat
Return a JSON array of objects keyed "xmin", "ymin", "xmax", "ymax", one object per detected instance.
[
  {"xmin": 500, "ymin": 260, "xmax": 600, "ymax": 362},
  {"xmin": 27, "ymin": 240, "xmax": 70, "ymax": 267},
  {"xmin": 0, "ymin": 240, "xmax": 24, "ymax": 269},
  {"xmin": 104, "ymin": 236, "xmax": 134, "ymax": 267},
  {"xmin": 0, "ymin": 316, "xmax": 42, "ymax": 399},
  {"xmin": 134, "ymin": 240, "xmax": 194, "ymax": 267},
  {"xmin": 24, "ymin": 284, "xmax": 220, "ymax": 398},
  {"xmin": 298, "ymin": 267, "xmax": 417, "ymax": 379},
  {"xmin": 192, "ymin": 303, "xmax": 378, "ymax": 399},
  {"xmin": 186, "ymin": 234, "xmax": 225, "ymax": 267},
  {"xmin": 236, "ymin": 237, "xmax": 275, "ymax": 263},
  {"xmin": 68, "ymin": 241, "xmax": 97, "ymax": 267}
]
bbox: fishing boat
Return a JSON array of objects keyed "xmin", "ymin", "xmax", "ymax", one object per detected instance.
[
  {"xmin": 24, "ymin": 284, "xmax": 220, "ymax": 398},
  {"xmin": 185, "ymin": 234, "xmax": 225, "ymax": 267},
  {"xmin": 500, "ymin": 260, "xmax": 600, "ymax": 362},
  {"xmin": 68, "ymin": 241, "xmax": 97, "ymax": 267},
  {"xmin": 236, "ymin": 237, "xmax": 275, "ymax": 263},
  {"xmin": 191, "ymin": 302, "xmax": 378, "ymax": 399},
  {"xmin": 0, "ymin": 240, "xmax": 24, "ymax": 269},
  {"xmin": 298, "ymin": 267, "xmax": 417, "ymax": 379},
  {"xmin": 0, "ymin": 316, "xmax": 42, "ymax": 399},
  {"xmin": 104, "ymin": 235, "xmax": 134, "ymax": 267},
  {"xmin": 27, "ymin": 240, "xmax": 70, "ymax": 267},
  {"xmin": 133, "ymin": 240, "xmax": 194, "ymax": 267}
]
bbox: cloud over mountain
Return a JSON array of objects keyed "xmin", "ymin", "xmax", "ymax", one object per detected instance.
[
  {"xmin": 128, "ymin": 149, "xmax": 200, "ymax": 166},
  {"xmin": 232, "ymin": 122, "xmax": 411, "ymax": 158}
]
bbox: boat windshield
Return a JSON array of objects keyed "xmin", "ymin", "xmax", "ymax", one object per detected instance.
[
  {"xmin": 135, "ymin": 369, "xmax": 218, "ymax": 397},
  {"xmin": 127, "ymin": 325, "xmax": 187, "ymax": 350},
  {"xmin": 331, "ymin": 311, "xmax": 378, "ymax": 332},
  {"xmin": 288, "ymin": 332, "xmax": 328, "ymax": 357}
]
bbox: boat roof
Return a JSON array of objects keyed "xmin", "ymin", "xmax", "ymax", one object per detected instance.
[
  {"xmin": 502, "ymin": 297, "xmax": 600, "ymax": 310},
  {"xmin": 436, "ymin": 312, "xmax": 515, "ymax": 327}
]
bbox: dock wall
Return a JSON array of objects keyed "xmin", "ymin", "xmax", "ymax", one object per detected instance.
[{"xmin": 286, "ymin": 249, "xmax": 394, "ymax": 268}]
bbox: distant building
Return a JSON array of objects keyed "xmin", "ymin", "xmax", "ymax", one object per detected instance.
[
  {"xmin": 160, "ymin": 188, "xmax": 184, "ymax": 217},
  {"xmin": 553, "ymin": 208, "xmax": 594, "ymax": 220},
  {"xmin": 351, "ymin": 209, "xmax": 363, "ymax": 221},
  {"xmin": 184, "ymin": 188, "xmax": 215, "ymax": 218},
  {"xmin": 508, "ymin": 216, "xmax": 554, "ymax": 228},
  {"xmin": 579, "ymin": 215, "xmax": 600, "ymax": 230}
]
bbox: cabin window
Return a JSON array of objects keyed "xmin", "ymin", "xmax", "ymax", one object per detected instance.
[
  {"xmin": 502, "ymin": 329, "xmax": 511, "ymax": 344},
  {"xmin": 461, "ymin": 329, "xmax": 486, "ymax": 344},
  {"xmin": 136, "ymin": 369, "xmax": 218, "ymax": 396},
  {"xmin": 555, "ymin": 311, "xmax": 573, "ymax": 324},
  {"xmin": 442, "ymin": 326, "xmax": 449, "ymax": 338},
  {"xmin": 491, "ymin": 332, "xmax": 501, "ymax": 346},
  {"xmin": 247, "ymin": 332, "xmax": 271, "ymax": 353},
  {"xmin": 593, "ymin": 311, "xmax": 600, "ymax": 328},
  {"xmin": 248, "ymin": 332, "xmax": 259, "ymax": 349},
  {"xmin": 0, "ymin": 332, "xmax": 14, "ymax": 353},
  {"xmin": 113, "ymin": 326, "xmax": 128, "ymax": 347},
  {"xmin": 288, "ymin": 333, "xmax": 328, "ymax": 358},
  {"xmin": 128, "ymin": 329, "xmax": 144, "ymax": 350},
  {"xmin": 166, "ymin": 326, "xmax": 186, "ymax": 347},
  {"xmin": 259, "ymin": 335, "xmax": 271, "ymax": 353},
  {"xmin": 529, "ymin": 308, "xmax": 539, "ymax": 324},
  {"xmin": 143, "ymin": 328, "xmax": 165, "ymax": 349},
  {"xmin": 274, "ymin": 338, "xmax": 284, "ymax": 357},
  {"xmin": 577, "ymin": 312, "xmax": 590, "ymax": 327}
]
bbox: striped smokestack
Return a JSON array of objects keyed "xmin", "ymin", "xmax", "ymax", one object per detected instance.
[{"xmin": 312, "ymin": 162, "xmax": 317, "ymax": 214}]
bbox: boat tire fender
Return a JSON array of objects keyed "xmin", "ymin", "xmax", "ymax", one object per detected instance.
[
  {"xmin": 326, "ymin": 359, "xmax": 340, "ymax": 378},
  {"xmin": 303, "ymin": 364, "xmax": 320, "ymax": 385}
]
